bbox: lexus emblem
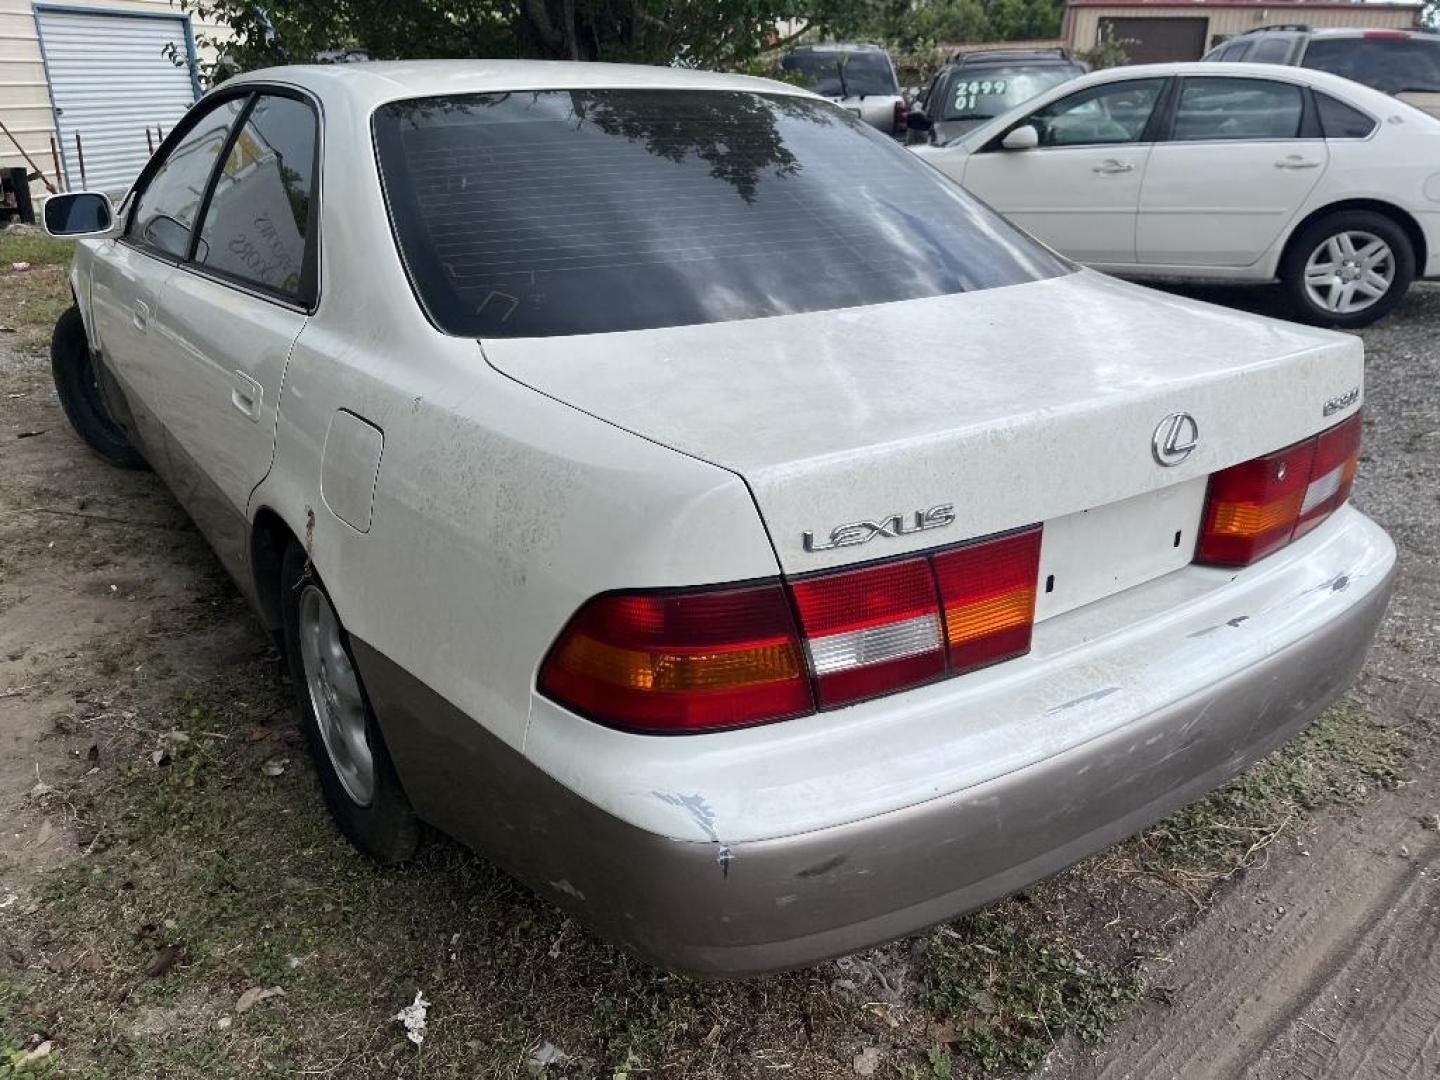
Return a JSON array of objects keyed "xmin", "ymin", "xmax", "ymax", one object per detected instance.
[{"xmin": 1152, "ymin": 412, "xmax": 1199, "ymax": 467}]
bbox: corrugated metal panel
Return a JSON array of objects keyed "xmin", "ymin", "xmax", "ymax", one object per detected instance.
[
  {"xmin": 1068, "ymin": 6, "xmax": 1419, "ymax": 51},
  {"xmin": 36, "ymin": 9, "xmax": 197, "ymax": 193}
]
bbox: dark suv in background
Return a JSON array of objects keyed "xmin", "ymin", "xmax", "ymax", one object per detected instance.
[
  {"xmin": 1204, "ymin": 26, "xmax": 1440, "ymax": 118},
  {"xmin": 908, "ymin": 48, "xmax": 1087, "ymax": 145}
]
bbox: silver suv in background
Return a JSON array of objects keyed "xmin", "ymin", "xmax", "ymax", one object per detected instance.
[
  {"xmin": 1205, "ymin": 26, "xmax": 1440, "ymax": 118},
  {"xmin": 781, "ymin": 43, "xmax": 907, "ymax": 134}
]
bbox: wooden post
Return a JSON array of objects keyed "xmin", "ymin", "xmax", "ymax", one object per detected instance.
[
  {"xmin": 74, "ymin": 131, "xmax": 86, "ymax": 190},
  {"xmin": 0, "ymin": 117, "xmax": 57, "ymax": 194},
  {"xmin": 49, "ymin": 135, "xmax": 63, "ymax": 193}
]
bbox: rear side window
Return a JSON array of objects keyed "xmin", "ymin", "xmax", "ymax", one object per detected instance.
[
  {"xmin": 1212, "ymin": 41, "xmax": 1249, "ymax": 62},
  {"xmin": 1302, "ymin": 37, "xmax": 1440, "ymax": 93},
  {"xmin": 1315, "ymin": 92, "xmax": 1377, "ymax": 139},
  {"xmin": 1249, "ymin": 37, "xmax": 1296, "ymax": 64},
  {"xmin": 129, "ymin": 97, "xmax": 247, "ymax": 258},
  {"xmin": 373, "ymin": 90, "xmax": 1068, "ymax": 339},
  {"xmin": 195, "ymin": 94, "xmax": 319, "ymax": 302},
  {"xmin": 1172, "ymin": 78, "xmax": 1303, "ymax": 141}
]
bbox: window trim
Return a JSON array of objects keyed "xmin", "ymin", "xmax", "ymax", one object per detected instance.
[
  {"xmin": 186, "ymin": 87, "xmax": 324, "ymax": 310},
  {"xmin": 121, "ymin": 87, "xmax": 253, "ymax": 265},
  {"xmin": 119, "ymin": 81, "xmax": 325, "ymax": 315},
  {"xmin": 1157, "ymin": 75, "xmax": 1320, "ymax": 145},
  {"xmin": 981, "ymin": 75, "xmax": 1174, "ymax": 154}
]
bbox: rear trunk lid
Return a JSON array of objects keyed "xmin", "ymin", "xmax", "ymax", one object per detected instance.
[{"xmin": 482, "ymin": 271, "xmax": 1361, "ymax": 615}]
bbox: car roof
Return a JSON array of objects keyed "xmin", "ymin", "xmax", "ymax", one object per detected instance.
[
  {"xmin": 786, "ymin": 42, "xmax": 888, "ymax": 54},
  {"xmin": 228, "ymin": 59, "xmax": 814, "ymax": 110},
  {"xmin": 1303, "ymin": 26, "xmax": 1439, "ymax": 38},
  {"xmin": 952, "ymin": 50, "xmax": 1078, "ymax": 65}
]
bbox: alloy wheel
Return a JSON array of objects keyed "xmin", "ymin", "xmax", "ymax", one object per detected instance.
[{"xmin": 298, "ymin": 584, "xmax": 375, "ymax": 807}]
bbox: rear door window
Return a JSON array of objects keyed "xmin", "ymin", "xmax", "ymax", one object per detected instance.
[
  {"xmin": 1302, "ymin": 37, "xmax": 1440, "ymax": 93},
  {"xmin": 129, "ymin": 97, "xmax": 248, "ymax": 259},
  {"xmin": 194, "ymin": 94, "xmax": 319, "ymax": 303},
  {"xmin": 372, "ymin": 90, "xmax": 1068, "ymax": 338},
  {"xmin": 1171, "ymin": 78, "xmax": 1304, "ymax": 141}
]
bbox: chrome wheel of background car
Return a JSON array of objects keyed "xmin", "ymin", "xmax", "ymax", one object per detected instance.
[
  {"xmin": 1304, "ymin": 231, "xmax": 1395, "ymax": 315},
  {"xmin": 298, "ymin": 584, "xmax": 375, "ymax": 807}
]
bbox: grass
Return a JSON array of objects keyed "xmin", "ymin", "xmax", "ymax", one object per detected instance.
[{"xmin": 0, "ymin": 232, "xmax": 74, "ymax": 354}]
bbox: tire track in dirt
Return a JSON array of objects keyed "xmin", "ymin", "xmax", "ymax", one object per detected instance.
[{"xmin": 1049, "ymin": 787, "xmax": 1439, "ymax": 1080}]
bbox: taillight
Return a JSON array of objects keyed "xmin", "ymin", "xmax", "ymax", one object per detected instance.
[
  {"xmin": 1197, "ymin": 412, "xmax": 1361, "ymax": 567},
  {"xmin": 893, "ymin": 100, "xmax": 908, "ymax": 133},
  {"xmin": 933, "ymin": 527, "xmax": 1043, "ymax": 674},
  {"xmin": 540, "ymin": 525, "xmax": 1045, "ymax": 731},
  {"xmin": 1363, "ymin": 29, "xmax": 1410, "ymax": 38},
  {"xmin": 536, "ymin": 583, "xmax": 813, "ymax": 734},
  {"xmin": 790, "ymin": 558, "xmax": 945, "ymax": 708}
]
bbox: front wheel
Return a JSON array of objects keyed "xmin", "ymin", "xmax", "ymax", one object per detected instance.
[
  {"xmin": 280, "ymin": 543, "xmax": 419, "ymax": 864},
  {"xmin": 1280, "ymin": 211, "xmax": 1414, "ymax": 329},
  {"xmin": 50, "ymin": 306, "xmax": 147, "ymax": 469}
]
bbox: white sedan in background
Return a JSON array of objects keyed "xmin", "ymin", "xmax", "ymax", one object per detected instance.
[
  {"xmin": 913, "ymin": 62, "xmax": 1440, "ymax": 327},
  {"xmin": 42, "ymin": 61, "xmax": 1394, "ymax": 976}
]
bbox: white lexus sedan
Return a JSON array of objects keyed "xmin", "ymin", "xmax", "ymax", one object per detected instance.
[
  {"xmin": 912, "ymin": 62, "xmax": 1440, "ymax": 327},
  {"xmin": 42, "ymin": 61, "xmax": 1395, "ymax": 977}
]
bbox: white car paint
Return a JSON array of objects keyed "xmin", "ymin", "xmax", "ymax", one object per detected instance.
[
  {"xmin": 50, "ymin": 60, "xmax": 1395, "ymax": 974},
  {"xmin": 914, "ymin": 62, "xmax": 1440, "ymax": 282}
]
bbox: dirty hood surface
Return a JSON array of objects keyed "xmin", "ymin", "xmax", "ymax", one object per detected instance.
[{"xmin": 481, "ymin": 271, "xmax": 1361, "ymax": 573}]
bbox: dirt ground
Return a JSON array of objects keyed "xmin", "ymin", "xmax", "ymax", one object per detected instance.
[{"xmin": 0, "ymin": 234, "xmax": 1436, "ymax": 1078}]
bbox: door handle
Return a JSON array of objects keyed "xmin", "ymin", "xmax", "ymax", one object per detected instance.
[
  {"xmin": 132, "ymin": 299, "xmax": 150, "ymax": 331},
  {"xmin": 230, "ymin": 371, "xmax": 263, "ymax": 423},
  {"xmin": 1275, "ymin": 156, "xmax": 1320, "ymax": 169},
  {"xmin": 1092, "ymin": 160, "xmax": 1134, "ymax": 174}
]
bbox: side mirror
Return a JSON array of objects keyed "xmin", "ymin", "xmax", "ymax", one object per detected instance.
[
  {"xmin": 1001, "ymin": 125, "xmax": 1040, "ymax": 151},
  {"xmin": 905, "ymin": 107, "xmax": 933, "ymax": 133},
  {"xmin": 43, "ymin": 192, "xmax": 118, "ymax": 238}
]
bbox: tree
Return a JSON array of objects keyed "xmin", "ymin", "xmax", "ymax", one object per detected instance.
[{"xmin": 175, "ymin": 0, "xmax": 815, "ymax": 82}]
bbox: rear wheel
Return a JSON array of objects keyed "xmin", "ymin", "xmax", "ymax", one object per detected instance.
[
  {"xmin": 50, "ymin": 306, "xmax": 146, "ymax": 469},
  {"xmin": 280, "ymin": 543, "xmax": 419, "ymax": 863},
  {"xmin": 1280, "ymin": 211, "xmax": 1414, "ymax": 329}
]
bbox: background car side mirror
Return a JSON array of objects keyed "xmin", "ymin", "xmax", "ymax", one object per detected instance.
[
  {"xmin": 43, "ymin": 192, "xmax": 118, "ymax": 238},
  {"xmin": 1001, "ymin": 125, "xmax": 1040, "ymax": 151},
  {"xmin": 906, "ymin": 108, "xmax": 933, "ymax": 133}
]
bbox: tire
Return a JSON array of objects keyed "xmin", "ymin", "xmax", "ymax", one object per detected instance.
[
  {"xmin": 50, "ymin": 306, "xmax": 148, "ymax": 469},
  {"xmin": 1280, "ymin": 210, "xmax": 1415, "ymax": 329},
  {"xmin": 280, "ymin": 543, "xmax": 419, "ymax": 864}
]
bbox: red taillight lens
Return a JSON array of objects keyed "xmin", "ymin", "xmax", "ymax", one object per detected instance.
[
  {"xmin": 790, "ymin": 558, "xmax": 945, "ymax": 708},
  {"xmin": 932, "ymin": 526, "xmax": 1043, "ymax": 674},
  {"xmin": 1294, "ymin": 412, "xmax": 1361, "ymax": 539},
  {"xmin": 542, "ymin": 527, "xmax": 1046, "ymax": 731},
  {"xmin": 537, "ymin": 583, "xmax": 813, "ymax": 733},
  {"xmin": 1197, "ymin": 413, "xmax": 1361, "ymax": 566},
  {"xmin": 893, "ymin": 100, "xmax": 908, "ymax": 132}
]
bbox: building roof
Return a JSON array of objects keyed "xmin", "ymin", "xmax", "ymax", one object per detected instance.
[{"xmin": 1066, "ymin": 0, "xmax": 1420, "ymax": 8}]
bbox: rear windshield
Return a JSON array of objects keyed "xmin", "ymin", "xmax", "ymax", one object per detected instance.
[
  {"xmin": 373, "ymin": 90, "xmax": 1068, "ymax": 339},
  {"xmin": 1302, "ymin": 37, "xmax": 1440, "ymax": 93},
  {"xmin": 939, "ymin": 64, "xmax": 1081, "ymax": 121},
  {"xmin": 780, "ymin": 51, "xmax": 899, "ymax": 98}
]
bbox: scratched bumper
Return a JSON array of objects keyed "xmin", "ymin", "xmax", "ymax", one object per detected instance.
[{"xmin": 358, "ymin": 508, "xmax": 1395, "ymax": 977}]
